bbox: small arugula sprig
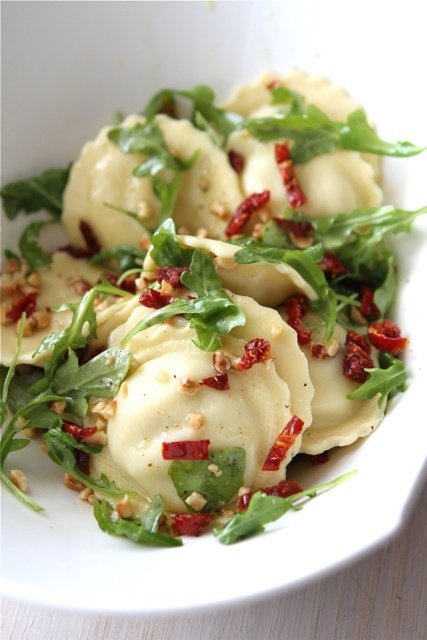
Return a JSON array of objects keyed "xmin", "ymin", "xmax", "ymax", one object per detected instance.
[
  {"xmin": 233, "ymin": 240, "xmax": 336, "ymax": 342},
  {"xmin": 144, "ymin": 84, "xmax": 243, "ymax": 147},
  {"xmin": 108, "ymin": 119, "xmax": 198, "ymax": 225},
  {"xmin": 245, "ymin": 106, "xmax": 426, "ymax": 164},
  {"xmin": 93, "ymin": 495, "xmax": 182, "ymax": 547},
  {"xmin": 214, "ymin": 471, "xmax": 356, "ymax": 544},
  {"xmin": 123, "ymin": 248, "xmax": 246, "ymax": 351},
  {"xmin": 0, "ymin": 165, "xmax": 71, "ymax": 220},
  {"xmin": 347, "ymin": 352, "xmax": 408, "ymax": 410},
  {"xmin": 91, "ymin": 244, "xmax": 147, "ymax": 274}
]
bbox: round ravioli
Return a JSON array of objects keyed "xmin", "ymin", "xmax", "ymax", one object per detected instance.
[
  {"xmin": 91, "ymin": 292, "xmax": 313, "ymax": 511},
  {"xmin": 0, "ymin": 252, "xmax": 100, "ymax": 366},
  {"xmin": 222, "ymin": 69, "xmax": 381, "ymax": 180},
  {"xmin": 62, "ymin": 113, "xmax": 243, "ymax": 249},
  {"xmin": 278, "ymin": 310, "xmax": 383, "ymax": 454},
  {"xmin": 143, "ymin": 234, "xmax": 316, "ymax": 308},
  {"xmin": 227, "ymin": 131, "xmax": 382, "ymax": 219}
]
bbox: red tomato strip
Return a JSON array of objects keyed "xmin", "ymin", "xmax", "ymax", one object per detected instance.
[
  {"xmin": 139, "ymin": 289, "xmax": 175, "ymax": 309},
  {"xmin": 155, "ymin": 267, "xmax": 188, "ymax": 288},
  {"xmin": 285, "ymin": 295, "xmax": 311, "ymax": 345},
  {"xmin": 62, "ymin": 421, "xmax": 98, "ymax": 441},
  {"xmin": 236, "ymin": 479, "xmax": 303, "ymax": 511},
  {"xmin": 367, "ymin": 319, "xmax": 408, "ymax": 356},
  {"xmin": 343, "ymin": 331, "xmax": 374, "ymax": 383},
  {"xmin": 199, "ymin": 374, "xmax": 230, "ymax": 390},
  {"xmin": 225, "ymin": 190, "xmax": 270, "ymax": 237},
  {"xmin": 5, "ymin": 291, "xmax": 38, "ymax": 322},
  {"xmin": 261, "ymin": 416, "xmax": 304, "ymax": 471},
  {"xmin": 359, "ymin": 285, "xmax": 380, "ymax": 320},
  {"xmin": 274, "ymin": 142, "xmax": 307, "ymax": 209},
  {"xmin": 236, "ymin": 338, "xmax": 271, "ymax": 371},
  {"xmin": 162, "ymin": 439, "xmax": 211, "ymax": 460},
  {"xmin": 319, "ymin": 251, "xmax": 348, "ymax": 278},
  {"xmin": 273, "ymin": 217, "xmax": 314, "ymax": 238},
  {"xmin": 169, "ymin": 513, "xmax": 212, "ymax": 536},
  {"xmin": 227, "ymin": 149, "xmax": 244, "ymax": 174}
]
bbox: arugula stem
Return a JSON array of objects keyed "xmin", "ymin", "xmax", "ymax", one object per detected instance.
[
  {"xmin": 27, "ymin": 179, "xmax": 62, "ymax": 210},
  {"xmin": 1, "ymin": 469, "xmax": 44, "ymax": 512}
]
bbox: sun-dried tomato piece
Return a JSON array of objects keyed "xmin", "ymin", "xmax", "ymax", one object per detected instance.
[
  {"xmin": 343, "ymin": 341, "xmax": 374, "ymax": 383},
  {"xmin": 139, "ymin": 289, "xmax": 175, "ymax": 309},
  {"xmin": 62, "ymin": 421, "xmax": 98, "ymax": 442},
  {"xmin": 345, "ymin": 330, "xmax": 371, "ymax": 354},
  {"xmin": 359, "ymin": 285, "xmax": 380, "ymax": 321},
  {"xmin": 274, "ymin": 142, "xmax": 307, "ymax": 209},
  {"xmin": 227, "ymin": 149, "xmax": 245, "ymax": 174},
  {"xmin": 319, "ymin": 251, "xmax": 348, "ymax": 278},
  {"xmin": 169, "ymin": 512, "xmax": 212, "ymax": 537},
  {"xmin": 199, "ymin": 373, "xmax": 230, "ymax": 390},
  {"xmin": 5, "ymin": 291, "xmax": 38, "ymax": 322},
  {"xmin": 103, "ymin": 272, "xmax": 137, "ymax": 294},
  {"xmin": 75, "ymin": 450, "xmax": 90, "ymax": 475},
  {"xmin": 305, "ymin": 452, "xmax": 330, "ymax": 466},
  {"xmin": 60, "ymin": 220, "xmax": 101, "ymax": 258},
  {"xmin": 225, "ymin": 190, "xmax": 270, "ymax": 237},
  {"xmin": 236, "ymin": 338, "xmax": 271, "ymax": 371},
  {"xmin": 273, "ymin": 217, "xmax": 314, "ymax": 238},
  {"xmin": 155, "ymin": 266, "xmax": 189, "ymax": 288},
  {"xmin": 162, "ymin": 439, "xmax": 211, "ymax": 460},
  {"xmin": 236, "ymin": 479, "xmax": 303, "ymax": 511},
  {"xmin": 367, "ymin": 319, "xmax": 409, "ymax": 356},
  {"xmin": 262, "ymin": 416, "xmax": 304, "ymax": 471},
  {"xmin": 285, "ymin": 295, "xmax": 311, "ymax": 345}
]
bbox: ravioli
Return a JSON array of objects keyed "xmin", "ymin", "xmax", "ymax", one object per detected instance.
[
  {"xmin": 91, "ymin": 292, "xmax": 313, "ymax": 510},
  {"xmin": 0, "ymin": 252, "xmax": 100, "ymax": 366},
  {"xmin": 62, "ymin": 114, "xmax": 243, "ymax": 248},
  {"xmin": 143, "ymin": 233, "xmax": 316, "ymax": 308},
  {"xmin": 224, "ymin": 70, "xmax": 382, "ymax": 218},
  {"xmin": 278, "ymin": 310, "xmax": 383, "ymax": 454}
]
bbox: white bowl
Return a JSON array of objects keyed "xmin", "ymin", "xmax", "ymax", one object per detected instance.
[{"xmin": 1, "ymin": 0, "xmax": 426, "ymax": 616}]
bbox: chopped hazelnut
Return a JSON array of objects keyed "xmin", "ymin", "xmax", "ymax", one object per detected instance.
[
  {"xmin": 84, "ymin": 430, "xmax": 108, "ymax": 446},
  {"xmin": 210, "ymin": 201, "xmax": 230, "ymax": 220},
  {"xmin": 50, "ymin": 400, "xmax": 67, "ymax": 414},
  {"xmin": 179, "ymin": 378, "xmax": 200, "ymax": 395},
  {"xmin": 91, "ymin": 399, "xmax": 117, "ymax": 420},
  {"xmin": 196, "ymin": 228, "xmax": 208, "ymax": 238},
  {"xmin": 4, "ymin": 258, "xmax": 22, "ymax": 274},
  {"xmin": 207, "ymin": 463, "xmax": 222, "ymax": 477},
  {"xmin": 351, "ymin": 307, "xmax": 368, "ymax": 326},
  {"xmin": 185, "ymin": 491, "xmax": 207, "ymax": 511},
  {"xmin": 79, "ymin": 487, "xmax": 94, "ymax": 502},
  {"xmin": 212, "ymin": 350, "xmax": 231, "ymax": 374},
  {"xmin": 187, "ymin": 412, "xmax": 205, "ymax": 430},
  {"xmin": 63, "ymin": 473, "xmax": 85, "ymax": 492},
  {"xmin": 9, "ymin": 469, "xmax": 28, "ymax": 492},
  {"xmin": 115, "ymin": 494, "xmax": 135, "ymax": 519}
]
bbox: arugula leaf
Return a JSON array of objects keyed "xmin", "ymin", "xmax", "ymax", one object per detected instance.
[
  {"xmin": 108, "ymin": 119, "xmax": 197, "ymax": 224},
  {"xmin": 34, "ymin": 288, "xmax": 98, "ymax": 380},
  {"xmin": 122, "ymin": 250, "xmax": 246, "ymax": 351},
  {"xmin": 1, "ymin": 165, "xmax": 71, "ymax": 220},
  {"xmin": 93, "ymin": 499, "xmax": 182, "ymax": 547},
  {"xmin": 138, "ymin": 494, "xmax": 166, "ymax": 533},
  {"xmin": 18, "ymin": 220, "xmax": 56, "ymax": 270},
  {"xmin": 150, "ymin": 218, "xmax": 193, "ymax": 267},
  {"xmin": 270, "ymin": 86, "xmax": 305, "ymax": 114},
  {"xmin": 43, "ymin": 428, "xmax": 127, "ymax": 496},
  {"xmin": 372, "ymin": 250, "xmax": 397, "ymax": 317},
  {"xmin": 180, "ymin": 249, "xmax": 222, "ymax": 296},
  {"xmin": 169, "ymin": 447, "xmax": 245, "ymax": 512},
  {"xmin": 52, "ymin": 348, "xmax": 132, "ymax": 399},
  {"xmin": 0, "ymin": 317, "xmax": 44, "ymax": 511},
  {"xmin": 91, "ymin": 244, "xmax": 147, "ymax": 274},
  {"xmin": 214, "ymin": 471, "xmax": 356, "ymax": 544},
  {"xmin": 143, "ymin": 85, "xmax": 243, "ymax": 146},
  {"xmin": 233, "ymin": 241, "xmax": 336, "ymax": 341},
  {"xmin": 245, "ymin": 106, "xmax": 426, "ymax": 164},
  {"xmin": 347, "ymin": 352, "xmax": 408, "ymax": 410},
  {"xmin": 5, "ymin": 368, "xmax": 61, "ymax": 430}
]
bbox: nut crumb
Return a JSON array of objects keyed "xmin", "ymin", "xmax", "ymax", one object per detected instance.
[
  {"xmin": 187, "ymin": 412, "xmax": 205, "ymax": 430},
  {"xmin": 63, "ymin": 473, "xmax": 85, "ymax": 492},
  {"xmin": 185, "ymin": 491, "xmax": 207, "ymax": 511},
  {"xmin": 207, "ymin": 463, "xmax": 222, "ymax": 477},
  {"xmin": 179, "ymin": 378, "xmax": 200, "ymax": 395},
  {"xmin": 9, "ymin": 469, "xmax": 28, "ymax": 492}
]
